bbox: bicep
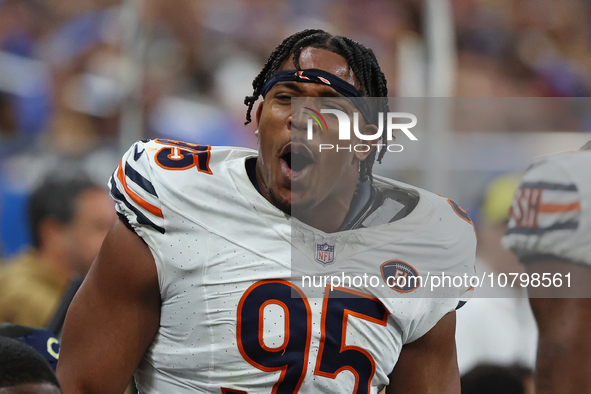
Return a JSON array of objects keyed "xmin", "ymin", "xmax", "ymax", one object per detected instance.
[
  {"xmin": 57, "ymin": 219, "xmax": 161, "ymax": 394},
  {"xmin": 387, "ymin": 312, "xmax": 460, "ymax": 394}
]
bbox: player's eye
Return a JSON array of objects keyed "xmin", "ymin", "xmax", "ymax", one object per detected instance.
[
  {"xmin": 273, "ymin": 95, "xmax": 293, "ymax": 104},
  {"xmin": 274, "ymin": 92, "xmax": 293, "ymax": 99}
]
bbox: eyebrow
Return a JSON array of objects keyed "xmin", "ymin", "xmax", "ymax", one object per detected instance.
[{"xmin": 274, "ymin": 81, "xmax": 344, "ymax": 98}]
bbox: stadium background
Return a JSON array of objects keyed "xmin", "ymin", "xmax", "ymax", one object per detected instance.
[
  {"xmin": 1, "ymin": 0, "xmax": 590, "ymax": 256},
  {"xmin": 0, "ymin": 0, "xmax": 589, "ymax": 388}
]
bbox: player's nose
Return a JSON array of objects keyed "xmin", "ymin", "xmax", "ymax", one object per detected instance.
[{"xmin": 290, "ymin": 110, "xmax": 308, "ymax": 134}]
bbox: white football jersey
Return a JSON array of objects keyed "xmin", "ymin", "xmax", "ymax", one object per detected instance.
[
  {"xmin": 502, "ymin": 149, "xmax": 591, "ymax": 266},
  {"xmin": 109, "ymin": 139, "xmax": 476, "ymax": 394}
]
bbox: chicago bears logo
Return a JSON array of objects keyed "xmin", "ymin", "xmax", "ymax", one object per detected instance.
[
  {"xmin": 315, "ymin": 243, "xmax": 335, "ymax": 266},
  {"xmin": 380, "ymin": 260, "xmax": 421, "ymax": 293}
]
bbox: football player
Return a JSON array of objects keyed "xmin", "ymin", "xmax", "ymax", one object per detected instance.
[
  {"xmin": 503, "ymin": 141, "xmax": 591, "ymax": 393},
  {"xmin": 57, "ymin": 29, "xmax": 476, "ymax": 393}
]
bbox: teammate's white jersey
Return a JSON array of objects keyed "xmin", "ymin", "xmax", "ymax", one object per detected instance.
[
  {"xmin": 502, "ymin": 149, "xmax": 591, "ymax": 266},
  {"xmin": 109, "ymin": 139, "xmax": 476, "ymax": 394}
]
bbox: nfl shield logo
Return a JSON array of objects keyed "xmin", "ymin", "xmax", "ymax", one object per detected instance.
[{"xmin": 315, "ymin": 243, "xmax": 335, "ymax": 265}]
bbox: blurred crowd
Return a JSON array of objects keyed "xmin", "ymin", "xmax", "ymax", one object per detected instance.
[
  {"xmin": 455, "ymin": 0, "xmax": 591, "ymax": 97},
  {"xmin": 0, "ymin": 0, "xmax": 589, "ymax": 391},
  {"xmin": 0, "ymin": 0, "xmax": 589, "ymax": 170}
]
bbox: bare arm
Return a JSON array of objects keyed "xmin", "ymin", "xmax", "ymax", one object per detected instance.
[
  {"xmin": 57, "ymin": 219, "xmax": 161, "ymax": 394},
  {"xmin": 387, "ymin": 311, "xmax": 460, "ymax": 394},
  {"xmin": 526, "ymin": 259, "xmax": 591, "ymax": 394}
]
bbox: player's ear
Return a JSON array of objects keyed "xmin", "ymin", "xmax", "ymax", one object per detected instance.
[
  {"xmin": 353, "ymin": 124, "xmax": 379, "ymax": 162},
  {"xmin": 255, "ymin": 101, "xmax": 264, "ymax": 126}
]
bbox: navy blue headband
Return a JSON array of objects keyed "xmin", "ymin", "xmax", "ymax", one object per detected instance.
[{"xmin": 261, "ymin": 69, "xmax": 374, "ymax": 124}]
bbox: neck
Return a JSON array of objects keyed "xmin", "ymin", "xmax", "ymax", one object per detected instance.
[
  {"xmin": 292, "ymin": 168, "xmax": 359, "ymax": 232},
  {"xmin": 290, "ymin": 170, "xmax": 360, "ymax": 233},
  {"xmin": 293, "ymin": 190, "xmax": 355, "ymax": 233}
]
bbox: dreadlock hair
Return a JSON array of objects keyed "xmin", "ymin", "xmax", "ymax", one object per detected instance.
[{"xmin": 244, "ymin": 29, "xmax": 389, "ymax": 183}]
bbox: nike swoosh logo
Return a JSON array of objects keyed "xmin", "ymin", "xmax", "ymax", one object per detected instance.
[{"xmin": 134, "ymin": 145, "xmax": 145, "ymax": 161}]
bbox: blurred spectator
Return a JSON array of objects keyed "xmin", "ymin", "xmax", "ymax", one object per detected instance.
[
  {"xmin": 455, "ymin": 0, "xmax": 591, "ymax": 98},
  {"xmin": 461, "ymin": 364, "xmax": 534, "ymax": 394},
  {"xmin": 455, "ymin": 173, "xmax": 538, "ymax": 374},
  {"xmin": 0, "ymin": 336, "xmax": 61, "ymax": 394},
  {"xmin": 0, "ymin": 0, "xmax": 53, "ymax": 147},
  {"xmin": 0, "ymin": 176, "xmax": 115, "ymax": 327},
  {"xmin": 0, "ymin": 0, "xmax": 589, "ymax": 165}
]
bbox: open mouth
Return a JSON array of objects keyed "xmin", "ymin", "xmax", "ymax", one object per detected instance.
[
  {"xmin": 279, "ymin": 144, "xmax": 314, "ymax": 182},
  {"xmin": 281, "ymin": 152, "xmax": 314, "ymax": 171}
]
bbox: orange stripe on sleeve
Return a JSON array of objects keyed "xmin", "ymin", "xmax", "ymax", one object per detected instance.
[
  {"xmin": 117, "ymin": 161, "xmax": 164, "ymax": 218},
  {"xmin": 538, "ymin": 201, "xmax": 581, "ymax": 214}
]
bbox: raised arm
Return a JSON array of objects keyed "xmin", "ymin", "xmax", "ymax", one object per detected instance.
[
  {"xmin": 387, "ymin": 312, "xmax": 460, "ymax": 394},
  {"xmin": 57, "ymin": 219, "xmax": 161, "ymax": 394}
]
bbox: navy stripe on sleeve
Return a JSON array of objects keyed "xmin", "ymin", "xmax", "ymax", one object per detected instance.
[
  {"xmin": 110, "ymin": 178, "xmax": 165, "ymax": 234},
  {"xmin": 124, "ymin": 162, "xmax": 158, "ymax": 197},
  {"xmin": 520, "ymin": 182, "xmax": 578, "ymax": 191},
  {"xmin": 117, "ymin": 212, "xmax": 139, "ymax": 236},
  {"xmin": 506, "ymin": 220, "xmax": 579, "ymax": 235}
]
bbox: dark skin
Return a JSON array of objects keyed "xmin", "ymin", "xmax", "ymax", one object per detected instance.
[
  {"xmin": 255, "ymin": 47, "xmax": 376, "ymax": 233},
  {"xmin": 57, "ymin": 47, "xmax": 460, "ymax": 393},
  {"xmin": 56, "ymin": 220, "xmax": 160, "ymax": 393},
  {"xmin": 387, "ymin": 312, "xmax": 460, "ymax": 393},
  {"xmin": 526, "ymin": 260, "xmax": 591, "ymax": 394}
]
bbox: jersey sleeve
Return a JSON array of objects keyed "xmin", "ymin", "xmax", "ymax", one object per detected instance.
[
  {"xmin": 502, "ymin": 155, "xmax": 588, "ymax": 265},
  {"xmin": 404, "ymin": 196, "xmax": 477, "ymax": 344},
  {"xmin": 407, "ymin": 240, "xmax": 476, "ymax": 343},
  {"xmin": 108, "ymin": 140, "xmax": 166, "ymax": 250}
]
